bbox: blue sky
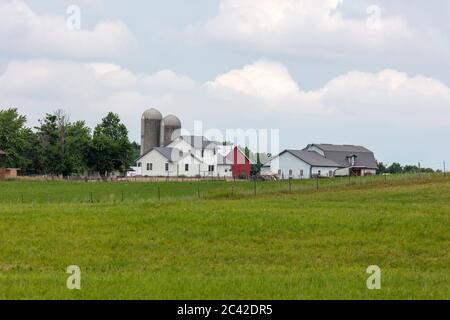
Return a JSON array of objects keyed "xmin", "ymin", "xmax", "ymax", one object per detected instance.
[{"xmin": 1, "ymin": 0, "xmax": 449, "ymax": 168}]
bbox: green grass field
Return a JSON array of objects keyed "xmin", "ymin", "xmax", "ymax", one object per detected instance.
[{"xmin": 0, "ymin": 175, "xmax": 449, "ymax": 299}]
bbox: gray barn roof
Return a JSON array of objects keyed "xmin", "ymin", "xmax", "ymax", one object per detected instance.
[
  {"xmin": 308, "ymin": 144, "xmax": 378, "ymax": 169},
  {"xmin": 217, "ymin": 155, "xmax": 232, "ymax": 165},
  {"xmin": 282, "ymin": 150, "xmax": 341, "ymax": 168},
  {"xmin": 137, "ymin": 147, "xmax": 202, "ymax": 163},
  {"xmin": 181, "ymin": 136, "xmax": 216, "ymax": 149},
  {"xmin": 153, "ymin": 147, "xmax": 184, "ymax": 162}
]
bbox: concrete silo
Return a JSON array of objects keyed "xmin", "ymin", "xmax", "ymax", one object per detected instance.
[
  {"xmin": 160, "ymin": 115, "xmax": 182, "ymax": 146},
  {"xmin": 141, "ymin": 108, "xmax": 163, "ymax": 156}
]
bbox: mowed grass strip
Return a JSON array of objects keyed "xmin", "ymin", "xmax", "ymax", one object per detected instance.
[{"xmin": 0, "ymin": 179, "xmax": 449, "ymax": 299}]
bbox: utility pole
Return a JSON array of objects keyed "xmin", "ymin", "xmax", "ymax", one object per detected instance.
[
  {"xmin": 418, "ymin": 162, "xmax": 421, "ymax": 179},
  {"xmin": 444, "ymin": 161, "xmax": 446, "ymax": 177}
]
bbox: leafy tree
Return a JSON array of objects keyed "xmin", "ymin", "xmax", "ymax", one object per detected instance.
[
  {"xmin": 251, "ymin": 153, "xmax": 264, "ymax": 176},
  {"xmin": 403, "ymin": 165, "xmax": 419, "ymax": 173},
  {"xmin": 35, "ymin": 112, "xmax": 65, "ymax": 175},
  {"xmin": 387, "ymin": 163, "xmax": 403, "ymax": 174},
  {"xmin": 130, "ymin": 141, "xmax": 141, "ymax": 164},
  {"xmin": 65, "ymin": 121, "xmax": 92, "ymax": 175},
  {"xmin": 0, "ymin": 108, "xmax": 38, "ymax": 173},
  {"xmin": 35, "ymin": 110, "xmax": 92, "ymax": 176},
  {"xmin": 89, "ymin": 112, "xmax": 134, "ymax": 176},
  {"xmin": 377, "ymin": 162, "xmax": 387, "ymax": 174}
]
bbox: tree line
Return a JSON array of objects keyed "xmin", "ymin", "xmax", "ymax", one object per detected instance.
[
  {"xmin": 377, "ymin": 162, "xmax": 436, "ymax": 174},
  {"xmin": 0, "ymin": 108, "xmax": 139, "ymax": 177},
  {"xmin": 1, "ymin": 107, "xmax": 440, "ymax": 177}
]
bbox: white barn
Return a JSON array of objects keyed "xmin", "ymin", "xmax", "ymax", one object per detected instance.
[
  {"xmin": 262, "ymin": 150, "xmax": 340, "ymax": 179},
  {"xmin": 304, "ymin": 144, "xmax": 378, "ymax": 177},
  {"xmin": 262, "ymin": 144, "xmax": 378, "ymax": 179}
]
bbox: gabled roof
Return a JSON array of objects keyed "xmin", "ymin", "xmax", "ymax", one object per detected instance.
[
  {"xmin": 217, "ymin": 155, "xmax": 232, "ymax": 166},
  {"xmin": 137, "ymin": 147, "xmax": 203, "ymax": 163},
  {"xmin": 153, "ymin": 147, "xmax": 183, "ymax": 162},
  {"xmin": 0, "ymin": 149, "xmax": 6, "ymax": 155},
  {"xmin": 181, "ymin": 136, "xmax": 216, "ymax": 149},
  {"xmin": 307, "ymin": 144, "xmax": 378, "ymax": 169},
  {"xmin": 310, "ymin": 144, "xmax": 372, "ymax": 153},
  {"xmin": 234, "ymin": 146, "xmax": 255, "ymax": 164},
  {"xmin": 281, "ymin": 150, "xmax": 341, "ymax": 168}
]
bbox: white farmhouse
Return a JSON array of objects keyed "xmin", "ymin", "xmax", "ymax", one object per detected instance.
[{"xmin": 136, "ymin": 136, "xmax": 232, "ymax": 177}]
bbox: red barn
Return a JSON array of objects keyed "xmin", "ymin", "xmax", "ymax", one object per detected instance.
[{"xmin": 226, "ymin": 147, "xmax": 252, "ymax": 179}]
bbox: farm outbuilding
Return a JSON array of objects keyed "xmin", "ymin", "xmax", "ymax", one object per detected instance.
[
  {"xmin": 226, "ymin": 147, "xmax": 253, "ymax": 179},
  {"xmin": 262, "ymin": 150, "xmax": 341, "ymax": 179},
  {"xmin": 262, "ymin": 144, "xmax": 378, "ymax": 179},
  {"xmin": 0, "ymin": 150, "xmax": 18, "ymax": 180}
]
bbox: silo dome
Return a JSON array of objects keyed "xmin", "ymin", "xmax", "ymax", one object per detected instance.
[
  {"xmin": 141, "ymin": 108, "xmax": 163, "ymax": 156},
  {"xmin": 162, "ymin": 115, "xmax": 181, "ymax": 127},
  {"xmin": 142, "ymin": 108, "xmax": 162, "ymax": 120},
  {"xmin": 160, "ymin": 115, "xmax": 182, "ymax": 146}
]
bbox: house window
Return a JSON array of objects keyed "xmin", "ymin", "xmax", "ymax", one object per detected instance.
[
  {"xmin": 329, "ymin": 170, "xmax": 333, "ymax": 177},
  {"xmin": 185, "ymin": 164, "xmax": 189, "ymax": 172},
  {"xmin": 165, "ymin": 163, "xmax": 169, "ymax": 172},
  {"xmin": 213, "ymin": 148, "xmax": 216, "ymax": 155},
  {"xmin": 278, "ymin": 170, "xmax": 282, "ymax": 175},
  {"xmin": 201, "ymin": 150, "xmax": 205, "ymax": 158},
  {"xmin": 137, "ymin": 162, "xmax": 141, "ymax": 167},
  {"xmin": 147, "ymin": 163, "xmax": 153, "ymax": 171},
  {"xmin": 289, "ymin": 169, "xmax": 293, "ymax": 177},
  {"xmin": 300, "ymin": 170, "xmax": 304, "ymax": 177},
  {"xmin": 318, "ymin": 170, "xmax": 321, "ymax": 177},
  {"xmin": 208, "ymin": 165, "xmax": 215, "ymax": 172}
]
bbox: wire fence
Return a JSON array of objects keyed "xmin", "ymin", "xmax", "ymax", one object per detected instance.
[{"xmin": 1, "ymin": 170, "xmax": 449, "ymax": 205}]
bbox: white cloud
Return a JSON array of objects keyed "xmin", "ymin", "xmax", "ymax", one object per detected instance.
[
  {"xmin": 1, "ymin": 58, "xmax": 449, "ymax": 163},
  {"xmin": 187, "ymin": 0, "xmax": 448, "ymax": 59},
  {"xmin": 0, "ymin": 0, "xmax": 135, "ymax": 60},
  {"xmin": 208, "ymin": 60, "xmax": 300, "ymax": 100},
  {"xmin": 2, "ymin": 58, "xmax": 449, "ymax": 124}
]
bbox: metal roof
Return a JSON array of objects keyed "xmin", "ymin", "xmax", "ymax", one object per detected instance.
[
  {"xmin": 308, "ymin": 144, "xmax": 378, "ymax": 169},
  {"xmin": 181, "ymin": 136, "xmax": 216, "ymax": 149},
  {"xmin": 217, "ymin": 155, "xmax": 232, "ymax": 165},
  {"xmin": 153, "ymin": 147, "xmax": 184, "ymax": 162},
  {"xmin": 311, "ymin": 144, "xmax": 372, "ymax": 153},
  {"xmin": 137, "ymin": 147, "xmax": 204, "ymax": 164},
  {"xmin": 282, "ymin": 150, "xmax": 341, "ymax": 167}
]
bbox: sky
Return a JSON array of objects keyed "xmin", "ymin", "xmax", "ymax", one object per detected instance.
[{"xmin": 0, "ymin": 0, "xmax": 449, "ymax": 168}]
